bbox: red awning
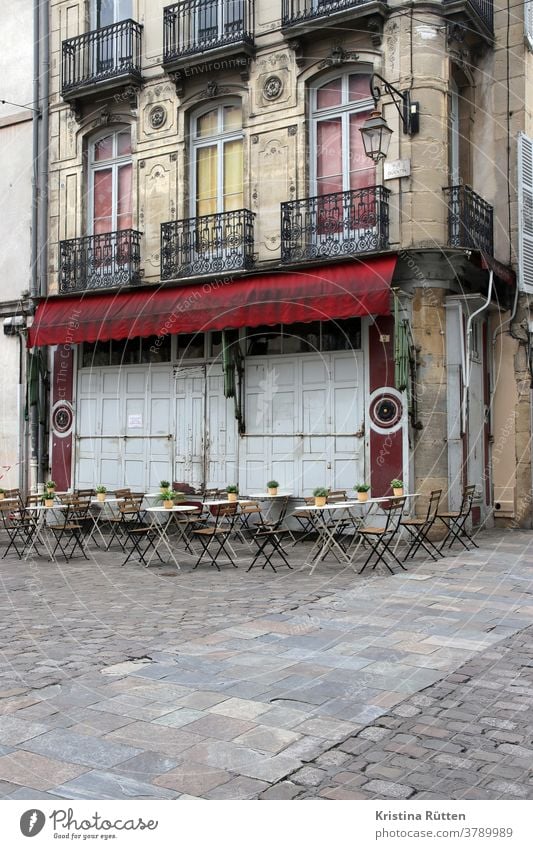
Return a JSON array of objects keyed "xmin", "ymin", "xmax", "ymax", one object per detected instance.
[{"xmin": 28, "ymin": 257, "xmax": 396, "ymax": 347}]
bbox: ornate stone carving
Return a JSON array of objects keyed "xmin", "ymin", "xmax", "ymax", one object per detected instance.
[
  {"xmin": 263, "ymin": 75, "xmax": 283, "ymax": 101},
  {"xmin": 149, "ymin": 105, "xmax": 167, "ymax": 129},
  {"xmin": 288, "ymin": 39, "xmax": 305, "ymax": 68},
  {"xmin": 367, "ymin": 16, "xmax": 383, "ymax": 48},
  {"xmin": 206, "ymin": 81, "xmax": 218, "ymax": 98},
  {"xmin": 288, "ymin": 125, "xmax": 297, "ymax": 136},
  {"xmin": 319, "ymin": 43, "xmax": 359, "ymax": 69}
]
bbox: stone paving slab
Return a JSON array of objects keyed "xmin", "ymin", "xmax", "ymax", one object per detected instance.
[
  {"xmin": 0, "ymin": 750, "xmax": 88, "ymax": 790},
  {"xmin": 19, "ymin": 728, "xmax": 142, "ymax": 769},
  {"xmin": 1, "ymin": 530, "xmax": 533, "ymax": 798}
]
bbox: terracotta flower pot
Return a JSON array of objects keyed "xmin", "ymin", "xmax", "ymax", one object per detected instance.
[
  {"xmin": 227, "ymin": 492, "xmax": 238, "ymax": 502},
  {"xmin": 357, "ymin": 491, "xmax": 369, "ymax": 502},
  {"xmin": 0, "ymin": 493, "xmax": 4, "ymax": 501},
  {"xmin": 393, "ymin": 487, "xmax": 404, "ymax": 497},
  {"xmin": 163, "ymin": 500, "xmax": 174, "ymax": 509},
  {"xmin": 267, "ymin": 487, "xmax": 278, "ymax": 496},
  {"xmin": 44, "ymin": 499, "xmax": 54, "ymax": 508},
  {"xmin": 97, "ymin": 493, "xmax": 106, "ymax": 502},
  {"xmin": 314, "ymin": 496, "xmax": 327, "ymax": 507}
]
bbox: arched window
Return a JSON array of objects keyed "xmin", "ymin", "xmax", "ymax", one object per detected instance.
[
  {"xmin": 88, "ymin": 127, "xmax": 132, "ymax": 235},
  {"xmin": 311, "ymin": 71, "xmax": 375, "ymax": 196},
  {"xmin": 191, "ymin": 102, "xmax": 243, "ymax": 218}
]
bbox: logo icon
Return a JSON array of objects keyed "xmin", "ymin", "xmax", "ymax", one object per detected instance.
[{"xmin": 20, "ymin": 810, "xmax": 46, "ymax": 837}]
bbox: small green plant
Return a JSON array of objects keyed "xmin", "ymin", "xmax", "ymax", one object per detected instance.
[
  {"xmin": 0, "ymin": 488, "xmax": 4, "ymax": 494},
  {"xmin": 160, "ymin": 480, "xmax": 170, "ymax": 488},
  {"xmin": 356, "ymin": 483, "xmax": 371, "ymax": 492},
  {"xmin": 158, "ymin": 489, "xmax": 174, "ymax": 502},
  {"xmin": 42, "ymin": 493, "xmax": 54, "ymax": 504},
  {"xmin": 45, "ymin": 480, "xmax": 56, "ymax": 490},
  {"xmin": 226, "ymin": 484, "xmax": 239, "ymax": 493},
  {"xmin": 267, "ymin": 480, "xmax": 279, "ymax": 488},
  {"xmin": 391, "ymin": 479, "xmax": 403, "ymax": 489},
  {"xmin": 96, "ymin": 485, "xmax": 107, "ymax": 494},
  {"xmin": 313, "ymin": 487, "xmax": 329, "ymax": 498}
]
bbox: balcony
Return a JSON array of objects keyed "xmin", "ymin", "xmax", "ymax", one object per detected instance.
[
  {"xmin": 163, "ymin": 0, "xmax": 254, "ymax": 75},
  {"xmin": 442, "ymin": 0, "xmax": 493, "ymax": 40},
  {"xmin": 59, "ymin": 230, "xmax": 143, "ymax": 294},
  {"xmin": 160, "ymin": 209, "xmax": 255, "ymax": 280},
  {"xmin": 281, "ymin": 186, "xmax": 390, "ymax": 265},
  {"xmin": 61, "ymin": 20, "xmax": 143, "ymax": 101},
  {"xmin": 444, "ymin": 185, "xmax": 494, "ymax": 256},
  {"xmin": 281, "ymin": 0, "xmax": 387, "ymax": 38}
]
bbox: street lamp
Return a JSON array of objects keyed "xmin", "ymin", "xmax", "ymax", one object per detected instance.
[{"xmin": 360, "ymin": 73, "xmax": 419, "ymax": 163}]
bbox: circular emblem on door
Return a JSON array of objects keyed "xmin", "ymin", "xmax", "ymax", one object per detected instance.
[
  {"xmin": 51, "ymin": 401, "xmax": 74, "ymax": 437},
  {"xmin": 368, "ymin": 389, "xmax": 404, "ymax": 434}
]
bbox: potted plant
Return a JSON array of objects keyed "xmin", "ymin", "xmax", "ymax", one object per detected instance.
[
  {"xmin": 356, "ymin": 483, "xmax": 371, "ymax": 502},
  {"xmin": 45, "ymin": 480, "xmax": 56, "ymax": 494},
  {"xmin": 96, "ymin": 485, "xmax": 107, "ymax": 502},
  {"xmin": 159, "ymin": 488, "xmax": 175, "ymax": 509},
  {"xmin": 160, "ymin": 479, "xmax": 170, "ymax": 494},
  {"xmin": 267, "ymin": 480, "xmax": 279, "ymax": 496},
  {"xmin": 313, "ymin": 487, "xmax": 329, "ymax": 507},
  {"xmin": 391, "ymin": 479, "xmax": 404, "ymax": 497},
  {"xmin": 0, "ymin": 488, "xmax": 4, "ymax": 501},
  {"xmin": 226, "ymin": 485, "xmax": 239, "ymax": 502},
  {"xmin": 43, "ymin": 493, "xmax": 54, "ymax": 508}
]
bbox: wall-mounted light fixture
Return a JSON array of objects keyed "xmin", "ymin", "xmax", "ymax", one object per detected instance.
[{"xmin": 360, "ymin": 73, "xmax": 419, "ymax": 162}]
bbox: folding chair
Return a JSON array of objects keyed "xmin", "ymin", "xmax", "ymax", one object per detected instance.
[
  {"xmin": 4, "ymin": 489, "xmax": 24, "ymax": 509},
  {"xmin": 119, "ymin": 500, "xmax": 164, "ymax": 567},
  {"xmin": 238, "ymin": 500, "xmax": 265, "ymax": 537},
  {"xmin": 48, "ymin": 499, "xmax": 90, "ymax": 561},
  {"xmin": 401, "ymin": 490, "xmax": 443, "ymax": 561},
  {"xmin": 357, "ymin": 498, "xmax": 407, "ymax": 574},
  {"xmin": 103, "ymin": 493, "xmax": 145, "ymax": 549},
  {"xmin": 247, "ymin": 507, "xmax": 293, "ymax": 573},
  {"xmin": 437, "ymin": 485, "xmax": 479, "ymax": 551},
  {"xmin": 75, "ymin": 488, "xmax": 96, "ymax": 498},
  {"xmin": 0, "ymin": 499, "xmax": 39, "ymax": 558},
  {"xmin": 192, "ymin": 503, "xmax": 239, "ymax": 570},
  {"xmin": 168, "ymin": 500, "xmax": 204, "ymax": 553},
  {"xmin": 291, "ymin": 496, "xmax": 318, "ymax": 545}
]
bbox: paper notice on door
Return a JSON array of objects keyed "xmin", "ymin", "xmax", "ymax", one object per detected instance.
[{"xmin": 128, "ymin": 414, "xmax": 143, "ymax": 428}]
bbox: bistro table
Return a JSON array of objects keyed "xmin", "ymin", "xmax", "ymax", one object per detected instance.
[
  {"xmin": 292, "ymin": 501, "xmax": 361, "ymax": 573},
  {"xmin": 23, "ymin": 504, "xmax": 66, "ymax": 561},
  {"xmin": 143, "ymin": 505, "xmax": 201, "ymax": 568}
]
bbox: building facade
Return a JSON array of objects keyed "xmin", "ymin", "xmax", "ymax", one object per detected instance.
[{"xmin": 27, "ymin": 0, "xmax": 529, "ymax": 519}]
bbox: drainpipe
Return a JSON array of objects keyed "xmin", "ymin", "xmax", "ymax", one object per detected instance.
[
  {"xmin": 29, "ymin": 0, "xmax": 41, "ymax": 492},
  {"xmin": 462, "ymin": 270, "xmax": 494, "ymax": 432},
  {"xmin": 37, "ymin": 0, "xmax": 50, "ymax": 487}
]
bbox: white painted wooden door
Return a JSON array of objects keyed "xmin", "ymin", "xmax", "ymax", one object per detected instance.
[
  {"xmin": 76, "ymin": 366, "xmax": 173, "ymax": 490},
  {"xmin": 241, "ymin": 352, "xmax": 364, "ymax": 496}
]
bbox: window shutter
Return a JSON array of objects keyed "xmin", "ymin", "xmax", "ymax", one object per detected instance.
[
  {"xmin": 518, "ymin": 133, "xmax": 533, "ymax": 293},
  {"xmin": 526, "ymin": 1, "xmax": 533, "ymax": 51}
]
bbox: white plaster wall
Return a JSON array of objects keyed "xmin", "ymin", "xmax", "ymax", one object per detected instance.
[{"xmin": 0, "ymin": 0, "xmax": 34, "ymax": 487}]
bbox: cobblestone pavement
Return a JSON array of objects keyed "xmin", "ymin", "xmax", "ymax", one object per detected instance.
[
  {"xmin": 261, "ymin": 624, "xmax": 533, "ymax": 800},
  {"xmin": 0, "ymin": 528, "xmax": 532, "ymax": 799}
]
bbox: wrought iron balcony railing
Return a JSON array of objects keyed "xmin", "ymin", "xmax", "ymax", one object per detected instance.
[
  {"xmin": 59, "ymin": 230, "xmax": 143, "ymax": 293},
  {"xmin": 282, "ymin": 0, "xmax": 378, "ymax": 28},
  {"xmin": 444, "ymin": 185, "xmax": 494, "ymax": 256},
  {"xmin": 163, "ymin": 0, "xmax": 254, "ymax": 63},
  {"xmin": 62, "ymin": 20, "xmax": 143, "ymax": 97},
  {"xmin": 161, "ymin": 209, "xmax": 255, "ymax": 280},
  {"xmin": 281, "ymin": 186, "xmax": 390, "ymax": 264},
  {"xmin": 443, "ymin": 0, "xmax": 493, "ymax": 34}
]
